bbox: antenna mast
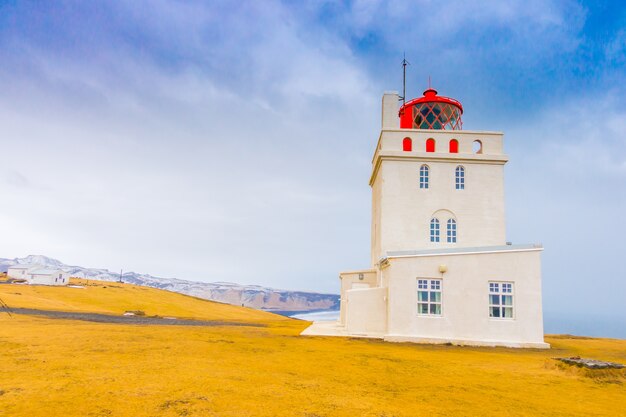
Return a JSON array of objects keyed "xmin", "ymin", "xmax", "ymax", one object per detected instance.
[{"xmin": 400, "ymin": 54, "xmax": 409, "ymax": 106}]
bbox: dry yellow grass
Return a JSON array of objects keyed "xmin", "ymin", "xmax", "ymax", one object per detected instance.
[
  {"xmin": 0, "ymin": 280, "xmax": 624, "ymax": 417},
  {"xmin": 0, "ymin": 278, "xmax": 287, "ymax": 323}
]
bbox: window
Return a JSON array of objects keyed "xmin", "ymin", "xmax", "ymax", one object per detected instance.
[
  {"xmin": 426, "ymin": 138, "xmax": 435, "ymax": 153},
  {"xmin": 446, "ymin": 219, "xmax": 457, "ymax": 243},
  {"xmin": 455, "ymin": 166, "xmax": 465, "ymax": 190},
  {"xmin": 403, "ymin": 137, "xmax": 412, "ymax": 151},
  {"xmin": 473, "ymin": 140, "xmax": 483, "ymax": 154},
  {"xmin": 419, "ymin": 165, "xmax": 429, "ymax": 189},
  {"xmin": 418, "ymin": 279, "xmax": 442, "ymax": 315},
  {"xmin": 430, "ymin": 218, "xmax": 440, "ymax": 242},
  {"xmin": 449, "ymin": 139, "xmax": 459, "ymax": 153},
  {"xmin": 489, "ymin": 282, "xmax": 514, "ymax": 318}
]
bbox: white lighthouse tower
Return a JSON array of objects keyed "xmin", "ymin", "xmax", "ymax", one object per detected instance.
[{"xmin": 303, "ymin": 86, "xmax": 548, "ymax": 348}]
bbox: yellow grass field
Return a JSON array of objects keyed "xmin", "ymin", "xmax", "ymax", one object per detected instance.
[{"xmin": 0, "ymin": 280, "xmax": 624, "ymax": 417}]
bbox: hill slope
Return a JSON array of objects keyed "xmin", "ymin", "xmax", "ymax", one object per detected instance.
[
  {"xmin": 0, "ymin": 281, "xmax": 624, "ymax": 417},
  {"xmin": 0, "ymin": 278, "xmax": 288, "ymax": 323}
]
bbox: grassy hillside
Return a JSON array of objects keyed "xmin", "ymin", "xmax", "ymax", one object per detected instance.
[
  {"xmin": 0, "ymin": 281, "xmax": 624, "ymax": 417},
  {"xmin": 0, "ymin": 278, "xmax": 288, "ymax": 323}
]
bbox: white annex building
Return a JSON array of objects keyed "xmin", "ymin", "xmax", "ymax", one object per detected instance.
[
  {"xmin": 7, "ymin": 264, "xmax": 70, "ymax": 286},
  {"xmin": 303, "ymin": 88, "xmax": 549, "ymax": 348}
]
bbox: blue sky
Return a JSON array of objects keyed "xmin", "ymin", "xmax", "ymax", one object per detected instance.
[{"xmin": 0, "ymin": 1, "xmax": 624, "ymax": 337}]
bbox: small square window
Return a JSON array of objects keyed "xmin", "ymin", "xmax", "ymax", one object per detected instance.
[
  {"xmin": 489, "ymin": 282, "xmax": 514, "ymax": 319},
  {"xmin": 417, "ymin": 279, "xmax": 442, "ymax": 316}
]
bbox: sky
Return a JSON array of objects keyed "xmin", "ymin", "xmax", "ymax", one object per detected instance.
[{"xmin": 0, "ymin": 1, "xmax": 625, "ymax": 336}]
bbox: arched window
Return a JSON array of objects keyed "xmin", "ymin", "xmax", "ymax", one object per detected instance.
[
  {"xmin": 447, "ymin": 219, "xmax": 457, "ymax": 243},
  {"xmin": 449, "ymin": 139, "xmax": 459, "ymax": 153},
  {"xmin": 473, "ymin": 140, "xmax": 483, "ymax": 154},
  {"xmin": 455, "ymin": 166, "xmax": 465, "ymax": 190},
  {"xmin": 430, "ymin": 218, "xmax": 440, "ymax": 242},
  {"xmin": 403, "ymin": 137, "xmax": 412, "ymax": 152},
  {"xmin": 419, "ymin": 165, "xmax": 429, "ymax": 189},
  {"xmin": 426, "ymin": 138, "xmax": 435, "ymax": 153}
]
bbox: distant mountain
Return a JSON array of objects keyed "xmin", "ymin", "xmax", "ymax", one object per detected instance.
[{"xmin": 0, "ymin": 255, "xmax": 339, "ymax": 312}]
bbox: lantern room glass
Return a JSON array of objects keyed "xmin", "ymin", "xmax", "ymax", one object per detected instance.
[{"xmin": 412, "ymin": 102, "xmax": 462, "ymax": 130}]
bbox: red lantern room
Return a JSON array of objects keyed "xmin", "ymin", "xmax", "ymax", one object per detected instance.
[{"xmin": 399, "ymin": 88, "xmax": 463, "ymax": 130}]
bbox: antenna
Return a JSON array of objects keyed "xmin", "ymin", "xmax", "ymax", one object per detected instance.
[{"xmin": 400, "ymin": 54, "xmax": 410, "ymax": 106}]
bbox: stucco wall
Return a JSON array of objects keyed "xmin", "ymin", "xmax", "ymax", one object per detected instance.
[
  {"xmin": 376, "ymin": 159, "xmax": 506, "ymax": 259},
  {"xmin": 381, "ymin": 92, "xmax": 399, "ymax": 129},
  {"xmin": 370, "ymin": 173, "xmax": 383, "ymax": 267},
  {"xmin": 339, "ymin": 270, "xmax": 376, "ymax": 325},
  {"xmin": 383, "ymin": 248, "xmax": 547, "ymax": 348},
  {"xmin": 7, "ymin": 267, "xmax": 30, "ymax": 279},
  {"xmin": 28, "ymin": 271, "xmax": 70, "ymax": 286},
  {"xmin": 369, "ymin": 130, "xmax": 509, "ymax": 264},
  {"xmin": 345, "ymin": 287, "xmax": 387, "ymax": 335}
]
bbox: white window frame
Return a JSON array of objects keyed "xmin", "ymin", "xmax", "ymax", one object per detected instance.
[
  {"xmin": 455, "ymin": 165, "xmax": 465, "ymax": 190},
  {"xmin": 488, "ymin": 281, "xmax": 514, "ymax": 319},
  {"xmin": 430, "ymin": 218, "xmax": 440, "ymax": 242},
  {"xmin": 417, "ymin": 279, "xmax": 442, "ymax": 316},
  {"xmin": 446, "ymin": 218, "xmax": 457, "ymax": 243},
  {"xmin": 419, "ymin": 165, "xmax": 429, "ymax": 189}
]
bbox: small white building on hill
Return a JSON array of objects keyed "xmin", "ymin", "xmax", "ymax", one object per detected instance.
[
  {"xmin": 7, "ymin": 264, "xmax": 69, "ymax": 286},
  {"xmin": 302, "ymin": 87, "xmax": 548, "ymax": 349}
]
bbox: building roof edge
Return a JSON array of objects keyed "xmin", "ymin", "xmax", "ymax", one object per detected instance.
[{"xmin": 383, "ymin": 244, "xmax": 543, "ymax": 260}]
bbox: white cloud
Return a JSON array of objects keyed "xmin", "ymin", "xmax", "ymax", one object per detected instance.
[{"xmin": 0, "ymin": 0, "xmax": 376, "ymax": 292}]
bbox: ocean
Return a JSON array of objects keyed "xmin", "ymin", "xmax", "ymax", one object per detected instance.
[{"xmin": 289, "ymin": 310, "xmax": 340, "ymax": 321}]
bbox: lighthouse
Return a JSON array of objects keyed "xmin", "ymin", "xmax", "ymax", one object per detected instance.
[{"xmin": 303, "ymin": 85, "xmax": 549, "ymax": 348}]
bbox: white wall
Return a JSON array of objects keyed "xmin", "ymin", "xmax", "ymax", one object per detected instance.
[
  {"xmin": 7, "ymin": 267, "xmax": 30, "ymax": 279},
  {"xmin": 28, "ymin": 270, "xmax": 70, "ymax": 286},
  {"xmin": 346, "ymin": 287, "xmax": 387, "ymax": 335},
  {"xmin": 383, "ymin": 248, "xmax": 548, "ymax": 348},
  {"xmin": 370, "ymin": 130, "xmax": 509, "ymax": 264},
  {"xmin": 339, "ymin": 270, "xmax": 376, "ymax": 325},
  {"xmin": 370, "ymin": 173, "xmax": 383, "ymax": 267},
  {"xmin": 381, "ymin": 92, "xmax": 399, "ymax": 129}
]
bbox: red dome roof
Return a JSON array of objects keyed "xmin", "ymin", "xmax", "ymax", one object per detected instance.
[
  {"xmin": 399, "ymin": 88, "xmax": 463, "ymax": 130},
  {"xmin": 401, "ymin": 88, "xmax": 463, "ymax": 114}
]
